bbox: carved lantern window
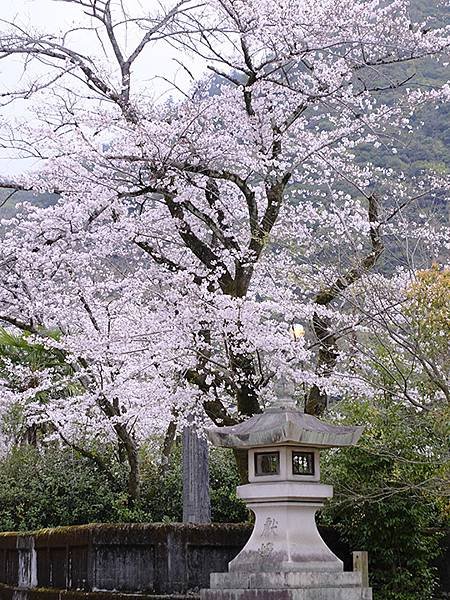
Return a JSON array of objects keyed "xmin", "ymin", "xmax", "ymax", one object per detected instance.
[
  {"xmin": 254, "ymin": 451, "xmax": 280, "ymax": 476},
  {"xmin": 292, "ymin": 450, "xmax": 315, "ymax": 476}
]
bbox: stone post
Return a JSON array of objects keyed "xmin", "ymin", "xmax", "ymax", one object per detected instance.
[
  {"xmin": 353, "ymin": 551, "xmax": 369, "ymax": 588},
  {"xmin": 17, "ymin": 535, "xmax": 37, "ymax": 589},
  {"xmin": 182, "ymin": 425, "xmax": 211, "ymax": 523}
]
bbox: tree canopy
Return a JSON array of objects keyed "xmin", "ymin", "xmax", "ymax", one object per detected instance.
[{"xmin": 0, "ymin": 0, "xmax": 448, "ymax": 492}]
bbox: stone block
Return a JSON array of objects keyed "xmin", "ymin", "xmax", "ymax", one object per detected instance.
[
  {"xmin": 93, "ymin": 544, "xmax": 155, "ymax": 592},
  {"xmin": 201, "ymin": 588, "xmax": 371, "ymax": 600},
  {"xmin": 204, "ymin": 570, "xmax": 372, "ymax": 600},
  {"xmin": 210, "ymin": 571, "xmax": 364, "ymax": 589},
  {"xmin": 227, "ymin": 498, "xmax": 343, "ymax": 575}
]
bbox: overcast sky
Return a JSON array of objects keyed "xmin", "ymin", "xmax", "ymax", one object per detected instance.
[{"xmin": 0, "ymin": 0, "xmax": 201, "ymax": 177}]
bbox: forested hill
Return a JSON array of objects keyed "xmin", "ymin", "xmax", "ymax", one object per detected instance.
[
  {"xmin": 0, "ymin": 0, "xmax": 448, "ymax": 218},
  {"xmin": 357, "ymin": 0, "xmax": 450, "ymax": 178},
  {"xmin": 0, "ymin": 190, "xmax": 57, "ymax": 222}
]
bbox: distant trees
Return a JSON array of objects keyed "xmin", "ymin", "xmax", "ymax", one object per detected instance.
[{"xmin": 341, "ymin": 265, "xmax": 449, "ymax": 413}]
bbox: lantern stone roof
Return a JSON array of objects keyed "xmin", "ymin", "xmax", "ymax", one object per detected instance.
[{"xmin": 207, "ymin": 402, "xmax": 364, "ymax": 449}]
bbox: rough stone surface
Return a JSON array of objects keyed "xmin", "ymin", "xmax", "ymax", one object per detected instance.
[
  {"xmin": 0, "ymin": 583, "xmax": 199, "ymax": 600},
  {"xmin": 201, "ymin": 587, "xmax": 372, "ymax": 600},
  {"xmin": 227, "ymin": 480, "xmax": 342, "ymax": 576},
  {"xmin": 207, "ymin": 408, "xmax": 363, "ymax": 449},
  {"xmin": 0, "ymin": 524, "xmax": 251, "ymax": 594},
  {"xmin": 183, "ymin": 426, "xmax": 211, "ymax": 524},
  {"xmin": 228, "ymin": 499, "xmax": 341, "ymax": 574},
  {"xmin": 204, "ymin": 568, "xmax": 373, "ymax": 600},
  {"xmin": 17, "ymin": 537, "xmax": 37, "ymax": 590},
  {"xmin": 210, "ymin": 571, "xmax": 364, "ymax": 589}
]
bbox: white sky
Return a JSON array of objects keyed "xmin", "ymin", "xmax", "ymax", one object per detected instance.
[{"xmin": 0, "ymin": 0, "xmax": 203, "ymax": 177}]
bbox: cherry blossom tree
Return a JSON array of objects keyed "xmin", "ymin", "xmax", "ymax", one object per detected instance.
[{"xmin": 0, "ymin": 0, "xmax": 448, "ymax": 492}]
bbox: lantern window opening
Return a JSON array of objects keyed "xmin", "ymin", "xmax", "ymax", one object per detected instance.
[
  {"xmin": 292, "ymin": 450, "xmax": 315, "ymax": 476},
  {"xmin": 254, "ymin": 451, "xmax": 280, "ymax": 476}
]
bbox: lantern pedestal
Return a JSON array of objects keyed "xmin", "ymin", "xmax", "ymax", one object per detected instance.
[
  {"xmin": 229, "ymin": 481, "xmax": 341, "ymax": 573},
  {"xmin": 200, "ymin": 481, "xmax": 372, "ymax": 600},
  {"xmin": 203, "ymin": 572, "xmax": 372, "ymax": 600},
  {"xmin": 201, "ymin": 561, "xmax": 372, "ymax": 599}
]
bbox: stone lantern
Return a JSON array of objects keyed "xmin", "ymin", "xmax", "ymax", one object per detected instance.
[{"xmin": 201, "ymin": 393, "xmax": 372, "ymax": 600}]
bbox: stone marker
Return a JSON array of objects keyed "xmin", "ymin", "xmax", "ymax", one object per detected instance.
[
  {"xmin": 183, "ymin": 424, "xmax": 211, "ymax": 524},
  {"xmin": 201, "ymin": 391, "xmax": 372, "ymax": 600}
]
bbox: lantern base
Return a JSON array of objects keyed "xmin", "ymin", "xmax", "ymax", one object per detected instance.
[
  {"xmin": 201, "ymin": 571, "xmax": 372, "ymax": 599},
  {"xmin": 201, "ymin": 580, "xmax": 372, "ymax": 600},
  {"xmin": 209, "ymin": 571, "xmax": 369, "ymax": 589},
  {"xmin": 228, "ymin": 482, "xmax": 342, "ymax": 574},
  {"xmin": 199, "ymin": 482, "xmax": 371, "ymax": 599}
]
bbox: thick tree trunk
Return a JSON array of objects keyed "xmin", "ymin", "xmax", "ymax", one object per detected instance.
[
  {"xmin": 306, "ymin": 194, "xmax": 384, "ymax": 417},
  {"xmin": 305, "ymin": 384, "xmax": 328, "ymax": 417},
  {"xmin": 305, "ymin": 314, "xmax": 338, "ymax": 417},
  {"xmin": 94, "ymin": 392, "xmax": 141, "ymax": 506},
  {"xmin": 114, "ymin": 422, "xmax": 141, "ymax": 506},
  {"xmin": 126, "ymin": 443, "xmax": 141, "ymax": 506},
  {"xmin": 159, "ymin": 419, "xmax": 177, "ymax": 478}
]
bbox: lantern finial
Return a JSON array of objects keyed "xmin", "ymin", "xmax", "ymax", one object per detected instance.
[{"xmin": 269, "ymin": 375, "xmax": 298, "ymax": 411}]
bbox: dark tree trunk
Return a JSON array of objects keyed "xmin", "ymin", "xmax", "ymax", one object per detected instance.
[
  {"xmin": 306, "ymin": 194, "xmax": 384, "ymax": 416},
  {"xmin": 113, "ymin": 422, "xmax": 141, "ymax": 506},
  {"xmin": 305, "ymin": 313, "xmax": 338, "ymax": 417},
  {"xmin": 305, "ymin": 384, "xmax": 328, "ymax": 416},
  {"xmin": 159, "ymin": 419, "xmax": 177, "ymax": 478}
]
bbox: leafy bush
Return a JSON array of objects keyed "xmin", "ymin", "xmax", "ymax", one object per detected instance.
[
  {"xmin": 321, "ymin": 397, "xmax": 448, "ymax": 600},
  {"xmin": 0, "ymin": 441, "xmax": 246, "ymax": 531},
  {"xmin": 0, "ymin": 445, "xmax": 124, "ymax": 531},
  {"xmin": 209, "ymin": 447, "xmax": 248, "ymax": 523}
]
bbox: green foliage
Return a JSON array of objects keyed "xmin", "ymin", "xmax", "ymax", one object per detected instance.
[
  {"xmin": 0, "ymin": 441, "xmax": 247, "ymax": 532},
  {"xmin": 407, "ymin": 266, "xmax": 450, "ymax": 362},
  {"xmin": 321, "ymin": 397, "xmax": 449, "ymax": 600},
  {"xmin": 138, "ymin": 442, "xmax": 184, "ymax": 522},
  {"xmin": 209, "ymin": 447, "xmax": 248, "ymax": 523},
  {"xmin": 0, "ymin": 445, "xmax": 123, "ymax": 531}
]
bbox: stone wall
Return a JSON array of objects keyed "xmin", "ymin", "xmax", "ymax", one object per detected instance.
[
  {"xmin": 1, "ymin": 586, "xmax": 198, "ymax": 600},
  {"xmin": 0, "ymin": 524, "xmax": 448, "ymax": 598},
  {"xmin": 0, "ymin": 524, "xmax": 253, "ymax": 595}
]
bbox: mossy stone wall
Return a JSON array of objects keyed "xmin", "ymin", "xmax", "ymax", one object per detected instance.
[{"xmin": 0, "ymin": 523, "xmax": 252, "ymax": 595}]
